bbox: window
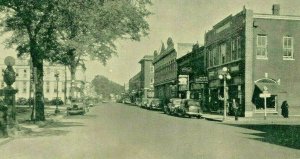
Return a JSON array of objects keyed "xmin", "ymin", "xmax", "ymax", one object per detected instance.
[
  {"xmin": 23, "ymin": 81, "xmax": 27, "ymax": 93},
  {"xmin": 46, "ymin": 82, "xmax": 50, "ymax": 93},
  {"xmin": 237, "ymin": 37, "xmax": 242, "ymax": 59},
  {"xmin": 213, "ymin": 47, "xmax": 219, "ymax": 66},
  {"xmin": 61, "ymin": 82, "xmax": 65, "ymax": 92},
  {"xmin": 283, "ymin": 36, "xmax": 293, "ymax": 59},
  {"xmin": 220, "ymin": 43, "xmax": 226, "ymax": 64},
  {"xmin": 150, "ymin": 66, "xmax": 154, "ymax": 73},
  {"xmin": 54, "ymin": 82, "xmax": 57, "ymax": 93},
  {"xmin": 231, "ymin": 39, "xmax": 237, "ymax": 60},
  {"xmin": 256, "ymin": 35, "xmax": 268, "ymax": 59},
  {"xmin": 150, "ymin": 78, "xmax": 154, "ymax": 84},
  {"xmin": 209, "ymin": 50, "xmax": 213, "ymax": 67},
  {"xmin": 23, "ymin": 69, "xmax": 27, "ymax": 78}
]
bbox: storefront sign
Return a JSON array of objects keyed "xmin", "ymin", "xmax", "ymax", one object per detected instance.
[
  {"xmin": 230, "ymin": 65, "xmax": 240, "ymax": 72},
  {"xmin": 181, "ymin": 67, "xmax": 192, "ymax": 73},
  {"xmin": 191, "ymin": 83, "xmax": 202, "ymax": 90},
  {"xmin": 195, "ymin": 76, "xmax": 208, "ymax": 83},
  {"xmin": 178, "ymin": 75, "xmax": 189, "ymax": 85},
  {"xmin": 208, "ymin": 71, "xmax": 215, "ymax": 78},
  {"xmin": 179, "ymin": 85, "xmax": 188, "ymax": 91}
]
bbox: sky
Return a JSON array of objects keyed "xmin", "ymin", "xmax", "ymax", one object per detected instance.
[{"xmin": 0, "ymin": 0, "xmax": 300, "ymax": 85}]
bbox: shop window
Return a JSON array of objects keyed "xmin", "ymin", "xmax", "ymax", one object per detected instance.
[
  {"xmin": 283, "ymin": 36, "xmax": 294, "ymax": 60},
  {"xmin": 256, "ymin": 35, "xmax": 268, "ymax": 59}
]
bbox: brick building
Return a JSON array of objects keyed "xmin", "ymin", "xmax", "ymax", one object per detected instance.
[
  {"xmin": 205, "ymin": 5, "xmax": 300, "ymax": 117},
  {"xmin": 139, "ymin": 55, "xmax": 154, "ymax": 98},
  {"xmin": 128, "ymin": 71, "xmax": 141, "ymax": 102},
  {"xmin": 153, "ymin": 37, "xmax": 178, "ymax": 103},
  {"xmin": 176, "ymin": 44, "xmax": 208, "ymax": 108}
]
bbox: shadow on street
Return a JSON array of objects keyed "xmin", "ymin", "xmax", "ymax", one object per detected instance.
[
  {"xmin": 227, "ymin": 124, "xmax": 300, "ymax": 150},
  {"xmin": 20, "ymin": 121, "xmax": 86, "ymax": 138},
  {"xmin": 64, "ymin": 114, "xmax": 98, "ymax": 119},
  {"xmin": 24, "ymin": 129, "xmax": 70, "ymax": 137},
  {"xmin": 41, "ymin": 121, "xmax": 85, "ymax": 128}
]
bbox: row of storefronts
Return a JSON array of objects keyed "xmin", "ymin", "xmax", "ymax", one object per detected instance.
[{"xmin": 129, "ymin": 4, "xmax": 300, "ymax": 117}]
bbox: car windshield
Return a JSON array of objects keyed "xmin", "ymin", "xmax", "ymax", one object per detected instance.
[
  {"xmin": 172, "ymin": 100, "xmax": 181, "ymax": 104},
  {"xmin": 152, "ymin": 99, "xmax": 161, "ymax": 104},
  {"xmin": 187, "ymin": 100, "xmax": 200, "ymax": 106}
]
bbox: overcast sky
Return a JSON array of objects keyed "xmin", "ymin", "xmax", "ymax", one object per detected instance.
[{"xmin": 0, "ymin": 0, "xmax": 300, "ymax": 85}]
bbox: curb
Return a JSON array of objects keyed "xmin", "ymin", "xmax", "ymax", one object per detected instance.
[
  {"xmin": 203, "ymin": 117, "xmax": 223, "ymax": 122},
  {"xmin": 0, "ymin": 137, "xmax": 12, "ymax": 146}
]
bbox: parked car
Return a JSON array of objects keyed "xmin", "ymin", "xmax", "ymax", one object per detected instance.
[
  {"xmin": 140, "ymin": 98, "xmax": 148, "ymax": 108},
  {"xmin": 66, "ymin": 103, "xmax": 86, "ymax": 115},
  {"xmin": 164, "ymin": 98, "xmax": 182, "ymax": 115},
  {"xmin": 124, "ymin": 98, "xmax": 131, "ymax": 104},
  {"xmin": 177, "ymin": 99, "xmax": 202, "ymax": 118},
  {"xmin": 50, "ymin": 98, "xmax": 64, "ymax": 105},
  {"xmin": 149, "ymin": 98, "xmax": 163, "ymax": 110},
  {"xmin": 145, "ymin": 98, "xmax": 154, "ymax": 109},
  {"xmin": 16, "ymin": 97, "xmax": 28, "ymax": 105},
  {"xmin": 134, "ymin": 98, "xmax": 142, "ymax": 106}
]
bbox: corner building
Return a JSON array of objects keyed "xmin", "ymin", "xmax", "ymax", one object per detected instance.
[{"xmin": 205, "ymin": 5, "xmax": 300, "ymax": 117}]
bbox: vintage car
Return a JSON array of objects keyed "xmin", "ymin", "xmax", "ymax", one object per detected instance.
[
  {"xmin": 149, "ymin": 98, "xmax": 163, "ymax": 110},
  {"xmin": 164, "ymin": 98, "xmax": 182, "ymax": 115},
  {"xmin": 145, "ymin": 98, "xmax": 154, "ymax": 109},
  {"xmin": 66, "ymin": 103, "xmax": 86, "ymax": 115},
  {"xmin": 134, "ymin": 98, "xmax": 142, "ymax": 106},
  {"xmin": 176, "ymin": 99, "xmax": 202, "ymax": 118},
  {"xmin": 140, "ymin": 98, "xmax": 148, "ymax": 108}
]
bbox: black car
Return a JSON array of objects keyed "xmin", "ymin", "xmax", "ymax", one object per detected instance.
[{"xmin": 149, "ymin": 98, "xmax": 163, "ymax": 110}]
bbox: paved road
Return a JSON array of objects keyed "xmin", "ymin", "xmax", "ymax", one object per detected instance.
[{"xmin": 0, "ymin": 102, "xmax": 299, "ymax": 159}]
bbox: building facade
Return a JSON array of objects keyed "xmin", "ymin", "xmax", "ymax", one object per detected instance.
[
  {"xmin": 176, "ymin": 44, "xmax": 208, "ymax": 109},
  {"xmin": 153, "ymin": 38, "xmax": 178, "ymax": 103},
  {"xmin": 205, "ymin": 5, "xmax": 300, "ymax": 116},
  {"xmin": 0, "ymin": 58, "xmax": 86, "ymax": 104},
  {"xmin": 139, "ymin": 55, "xmax": 154, "ymax": 98},
  {"xmin": 128, "ymin": 71, "xmax": 141, "ymax": 102}
]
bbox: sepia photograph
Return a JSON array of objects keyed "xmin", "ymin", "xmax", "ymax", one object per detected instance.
[{"xmin": 0, "ymin": 0, "xmax": 299, "ymax": 158}]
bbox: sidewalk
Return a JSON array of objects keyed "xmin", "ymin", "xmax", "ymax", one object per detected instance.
[
  {"xmin": 202, "ymin": 113, "xmax": 300, "ymax": 125},
  {"xmin": 0, "ymin": 106, "xmax": 67, "ymax": 146}
]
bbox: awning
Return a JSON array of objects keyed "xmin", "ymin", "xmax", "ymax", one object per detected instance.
[{"xmin": 255, "ymin": 82, "xmax": 286, "ymax": 95}]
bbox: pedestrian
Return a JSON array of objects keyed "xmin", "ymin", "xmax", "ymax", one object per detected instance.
[
  {"xmin": 232, "ymin": 99, "xmax": 239, "ymax": 121},
  {"xmin": 281, "ymin": 101, "xmax": 289, "ymax": 118}
]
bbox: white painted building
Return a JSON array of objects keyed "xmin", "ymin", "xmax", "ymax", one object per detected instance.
[{"xmin": 0, "ymin": 58, "xmax": 86, "ymax": 103}]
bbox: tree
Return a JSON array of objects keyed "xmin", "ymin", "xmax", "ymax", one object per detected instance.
[
  {"xmin": 50, "ymin": 0, "xmax": 151, "ymax": 99},
  {"xmin": 0, "ymin": 0, "xmax": 151, "ymax": 121},
  {"xmin": 91, "ymin": 75, "xmax": 124, "ymax": 99}
]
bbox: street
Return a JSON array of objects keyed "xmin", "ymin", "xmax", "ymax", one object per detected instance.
[{"xmin": 0, "ymin": 102, "xmax": 299, "ymax": 159}]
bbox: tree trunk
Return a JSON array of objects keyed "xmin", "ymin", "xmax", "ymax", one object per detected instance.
[
  {"xmin": 68, "ymin": 49, "xmax": 77, "ymax": 101},
  {"xmin": 70, "ymin": 64, "xmax": 76, "ymax": 99},
  {"xmin": 30, "ymin": 41, "xmax": 45, "ymax": 121}
]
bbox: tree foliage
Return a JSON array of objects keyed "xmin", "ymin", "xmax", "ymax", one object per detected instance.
[
  {"xmin": 0, "ymin": 0, "xmax": 151, "ymax": 121},
  {"xmin": 91, "ymin": 75, "xmax": 124, "ymax": 99}
]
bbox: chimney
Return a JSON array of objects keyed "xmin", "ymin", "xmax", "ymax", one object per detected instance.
[{"xmin": 272, "ymin": 4, "xmax": 280, "ymax": 15}]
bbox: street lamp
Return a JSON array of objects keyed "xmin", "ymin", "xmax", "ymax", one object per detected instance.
[
  {"xmin": 54, "ymin": 72, "xmax": 60, "ymax": 114},
  {"xmin": 218, "ymin": 67, "xmax": 231, "ymax": 121}
]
